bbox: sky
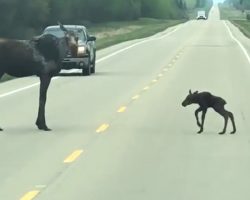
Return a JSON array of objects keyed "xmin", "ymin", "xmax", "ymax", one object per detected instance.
[{"xmin": 213, "ymin": 0, "xmax": 225, "ymax": 3}]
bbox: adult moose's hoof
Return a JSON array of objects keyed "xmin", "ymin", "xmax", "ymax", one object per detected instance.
[
  {"xmin": 36, "ymin": 123, "xmax": 51, "ymax": 131},
  {"xmin": 41, "ymin": 127, "xmax": 51, "ymax": 131},
  {"xmin": 197, "ymin": 130, "xmax": 203, "ymax": 134},
  {"xmin": 230, "ymin": 130, "xmax": 236, "ymax": 134},
  {"xmin": 0, "ymin": 127, "xmax": 3, "ymax": 131},
  {"xmin": 218, "ymin": 131, "xmax": 225, "ymax": 135},
  {"xmin": 38, "ymin": 126, "xmax": 51, "ymax": 131},
  {"xmin": 36, "ymin": 120, "xmax": 52, "ymax": 131}
]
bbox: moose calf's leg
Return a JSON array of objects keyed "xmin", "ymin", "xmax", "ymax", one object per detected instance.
[
  {"xmin": 219, "ymin": 115, "xmax": 228, "ymax": 134},
  {"xmin": 195, "ymin": 107, "xmax": 202, "ymax": 128},
  {"xmin": 218, "ymin": 110, "xmax": 228, "ymax": 134},
  {"xmin": 228, "ymin": 111, "xmax": 236, "ymax": 134},
  {"xmin": 213, "ymin": 105, "xmax": 229, "ymax": 134},
  {"xmin": 198, "ymin": 109, "xmax": 207, "ymax": 133},
  {"xmin": 36, "ymin": 75, "xmax": 51, "ymax": 131}
]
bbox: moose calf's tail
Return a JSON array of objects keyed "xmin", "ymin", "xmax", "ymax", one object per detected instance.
[{"xmin": 219, "ymin": 97, "xmax": 227, "ymax": 105}]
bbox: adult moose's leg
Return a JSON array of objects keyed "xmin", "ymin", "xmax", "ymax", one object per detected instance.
[
  {"xmin": 36, "ymin": 74, "xmax": 52, "ymax": 131},
  {"xmin": 197, "ymin": 109, "xmax": 207, "ymax": 134},
  {"xmin": 195, "ymin": 107, "xmax": 202, "ymax": 128},
  {"xmin": 0, "ymin": 71, "xmax": 5, "ymax": 131}
]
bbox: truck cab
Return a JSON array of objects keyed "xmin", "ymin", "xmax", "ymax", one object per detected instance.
[{"xmin": 196, "ymin": 10, "xmax": 207, "ymax": 20}]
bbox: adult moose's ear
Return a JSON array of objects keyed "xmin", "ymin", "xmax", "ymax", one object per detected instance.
[
  {"xmin": 58, "ymin": 22, "xmax": 68, "ymax": 33},
  {"xmin": 189, "ymin": 89, "xmax": 192, "ymax": 95}
]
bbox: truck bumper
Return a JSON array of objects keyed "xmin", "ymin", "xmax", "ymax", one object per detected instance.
[{"xmin": 61, "ymin": 57, "xmax": 89, "ymax": 69}]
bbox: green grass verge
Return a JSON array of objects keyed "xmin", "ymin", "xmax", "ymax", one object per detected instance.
[
  {"xmin": 231, "ymin": 20, "xmax": 250, "ymax": 38},
  {"xmin": 0, "ymin": 18, "xmax": 185, "ymax": 83},
  {"xmin": 1, "ymin": 74, "xmax": 14, "ymax": 82},
  {"xmin": 218, "ymin": 4, "xmax": 246, "ymax": 20},
  {"xmin": 89, "ymin": 18, "xmax": 186, "ymax": 50},
  {"xmin": 218, "ymin": 4, "xmax": 250, "ymax": 38}
]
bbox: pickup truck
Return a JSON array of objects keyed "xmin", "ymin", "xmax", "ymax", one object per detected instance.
[{"xmin": 43, "ymin": 25, "xmax": 96, "ymax": 76}]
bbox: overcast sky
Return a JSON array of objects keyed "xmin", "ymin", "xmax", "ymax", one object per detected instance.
[{"xmin": 213, "ymin": 0, "xmax": 225, "ymax": 3}]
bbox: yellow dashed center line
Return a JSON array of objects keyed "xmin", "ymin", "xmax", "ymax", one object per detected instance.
[
  {"xmin": 96, "ymin": 123, "xmax": 109, "ymax": 133},
  {"xmin": 19, "ymin": 49, "xmax": 186, "ymax": 200},
  {"xmin": 35, "ymin": 185, "xmax": 46, "ymax": 189},
  {"xmin": 132, "ymin": 95, "xmax": 140, "ymax": 100},
  {"xmin": 117, "ymin": 106, "xmax": 127, "ymax": 113},
  {"xmin": 64, "ymin": 149, "xmax": 84, "ymax": 163},
  {"xmin": 20, "ymin": 190, "xmax": 40, "ymax": 200},
  {"xmin": 20, "ymin": 49, "xmax": 186, "ymax": 200}
]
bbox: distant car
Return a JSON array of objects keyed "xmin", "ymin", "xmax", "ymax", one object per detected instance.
[
  {"xmin": 43, "ymin": 25, "xmax": 96, "ymax": 75},
  {"xmin": 196, "ymin": 10, "xmax": 207, "ymax": 20}
]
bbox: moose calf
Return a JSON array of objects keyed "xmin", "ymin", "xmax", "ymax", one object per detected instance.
[{"xmin": 182, "ymin": 90, "xmax": 236, "ymax": 134}]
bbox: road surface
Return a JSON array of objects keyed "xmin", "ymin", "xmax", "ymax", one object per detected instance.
[{"xmin": 1, "ymin": 5, "xmax": 250, "ymax": 200}]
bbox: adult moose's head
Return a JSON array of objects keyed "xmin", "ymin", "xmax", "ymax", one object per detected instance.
[
  {"xmin": 58, "ymin": 22, "xmax": 78, "ymax": 58},
  {"xmin": 182, "ymin": 90, "xmax": 198, "ymax": 107}
]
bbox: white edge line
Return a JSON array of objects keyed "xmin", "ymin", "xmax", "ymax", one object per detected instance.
[
  {"xmin": 0, "ymin": 76, "xmax": 59, "ymax": 99},
  {"xmin": 0, "ymin": 82, "xmax": 39, "ymax": 98},
  {"xmin": 96, "ymin": 23, "xmax": 183, "ymax": 63},
  {"xmin": 224, "ymin": 21, "xmax": 250, "ymax": 64},
  {"xmin": 0, "ymin": 23, "xmax": 184, "ymax": 98},
  {"xmin": 96, "ymin": 39, "xmax": 150, "ymax": 63}
]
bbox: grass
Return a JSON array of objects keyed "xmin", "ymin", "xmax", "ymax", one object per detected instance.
[
  {"xmin": 218, "ymin": 4, "xmax": 250, "ymax": 38},
  {"xmin": 1, "ymin": 74, "xmax": 14, "ymax": 82},
  {"xmin": 0, "ymin": 18, "xmax": 186, "ymax": 83},
  {"xmin": 231, "ymin": 20, "xmax": 250, "ymax": 38},
  {"xmin": 218, "ymin": 4, "xmax": 246, "ymax": 20},
  {"xmin": 88, "ymin": 18, "xmax": 186, "ymax": 50}
]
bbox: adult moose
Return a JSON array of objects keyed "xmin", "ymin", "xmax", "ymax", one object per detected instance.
[
  {"xmin": 182, "ymin": 90, "xmax": 236, "ymax": 134},
  {"xmin": 0, "ymin": 23, "xmax": 78, "ymax": 131}
]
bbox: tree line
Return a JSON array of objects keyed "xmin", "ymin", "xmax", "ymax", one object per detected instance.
[
  {"xmin": 223, "ymin": 0, "xmax": 250, "ymax": 10},
  {"xmin": 0, "ymin": 0, "xmax": 211, "ymax": 38}
]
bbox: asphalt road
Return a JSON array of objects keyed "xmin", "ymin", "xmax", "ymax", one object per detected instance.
[{"xmin": 1, "ymin": 5, "xmax": 250, "ymax": 200}]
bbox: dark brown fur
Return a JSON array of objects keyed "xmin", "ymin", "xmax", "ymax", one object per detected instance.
[{"xmin": 0, "ymin": 23, "xmax": 78, "ymax": 131}]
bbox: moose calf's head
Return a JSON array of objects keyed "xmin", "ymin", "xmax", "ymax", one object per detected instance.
[{"xmin": 182, "ymin": 90, "xmax": 198, "ymax": 107}]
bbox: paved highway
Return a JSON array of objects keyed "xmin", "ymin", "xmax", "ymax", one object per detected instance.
[{"xmin": 1, "ymin": 5, "xmax": 250, "ymax": 200}]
